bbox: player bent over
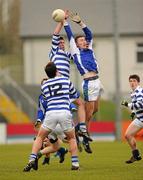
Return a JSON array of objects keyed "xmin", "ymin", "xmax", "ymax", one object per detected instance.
[
  {"xmin": 121, "ymin": 74, "xmax": 143, "ymax": 163},
  {"xmin": 23, "ymin": 62, "xmax": 79, "ymax": 171}
]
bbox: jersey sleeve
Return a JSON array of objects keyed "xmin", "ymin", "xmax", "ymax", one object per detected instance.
[
  {"xmin": 64, "ymin": 22, "xmax": 79, "ymax": 56},
  {"xmin": 128, "ymin": 92, "xmax": 143, "ymax": 111},
  {"xmin": 49, "ymin": 34, "xmax": 60, "ymax": 60},
  {"xmin": 82, "ymin": 26, "xmax": 93, "ymax": 50},
  {"xmin": 69, "ymin": 81, "xmax": 80, "ymax": 99}
]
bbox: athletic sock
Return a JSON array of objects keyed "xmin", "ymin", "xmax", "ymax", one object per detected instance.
[
  {"xmin": 71, "ymin": 156, "xmax": 79, "ymax": 167},
  {"xmin": 29, "ymin": 153, "xmax": 37, "ymax": 162},
  {"xmin": 79, "ymin": 122, "xmax": 87, "ymax": 132}
]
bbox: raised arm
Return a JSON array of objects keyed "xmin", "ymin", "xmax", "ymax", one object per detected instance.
[
  {"xmin": 49, "ymin": 22, "xmax": 63, "ymax": 60},
  {"xmin": 53, "ymin": 22, "xmax": 63, "ymax": 34},
  {"xmin": 64, "ymin": 20, "xmax": 79, "ymax": 56},
  {"xmin": 81, "ymin": 23, "xmax": 93, "ymax": 43},
  {"xmin": 69, "ymin": 12, "xmax": 93, "ymax": 48}
]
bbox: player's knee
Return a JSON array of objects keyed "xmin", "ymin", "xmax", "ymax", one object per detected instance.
[
  {"xmin": 53, "ymin": 144, "xmax": 60, "ymax": 152},
  {"xmin": 66, "ymin": 134, "xmax": 76, "ymax": 141},
  {"xmin": 125, "ymin": 133, "xmax": 132, "ymax": 140},
  {"xmin": 36, "ymin": 134, "xmax": 45, "ymax": 141}
]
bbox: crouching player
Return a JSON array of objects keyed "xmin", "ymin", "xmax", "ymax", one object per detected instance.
[{"xmin": 23, "ymin": 62, "xmax": 80, "ymax": 172}]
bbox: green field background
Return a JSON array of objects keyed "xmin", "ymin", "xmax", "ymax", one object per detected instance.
[{"xmin": 0, "ymin": 142, "xmax": 143, "ymax": 180}]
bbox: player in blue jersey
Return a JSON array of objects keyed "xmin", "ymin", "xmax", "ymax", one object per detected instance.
[
  {"xmin": 49, "ymin": 22, "xmax": 92, "ymax": 143},
  {"xmin": 23, "ymin": 62, "xmax": 80, "ymax": 171},
  {"xmin": 63, "ymin": 11, "xmax": 103, "ymax": 130},
  {"xmin": 121, "ymin": 74, "xmax": 143, "ymax": 163}
]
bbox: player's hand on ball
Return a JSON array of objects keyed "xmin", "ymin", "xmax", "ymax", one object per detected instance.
[
  {"xmin": 34, "ymin": 119, "xmax": 42, "ymax": 129},
  {"xmin": 52, "ymin": 9, "xmax": 65, "ymax": 22},
  {"xmin": 69, "ymin": 11, "xmax": 81, "ymax": 24},
  {"xmin": 121, "ymin": 100, "xmax": 128, "ymax": 107},
  {"xmin": 64, "ymin": 10, "xmax": 69, "ymax": 19}
]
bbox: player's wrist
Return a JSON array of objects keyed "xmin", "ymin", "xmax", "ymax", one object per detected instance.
[
  {"xmin": 63, "ymin": 20, "xmax": 68, "ymax": 26},
  {"xmin": 80, "ymin": 22, "xmax": 86, "ymax": 28}
]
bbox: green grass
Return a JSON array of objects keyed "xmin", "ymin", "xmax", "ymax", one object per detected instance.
[
  {"xmin": 0, "ymin": 142, "xmax": 143, "ymax": 180},
  {"xmin": 94, "ymin": 99, "xmax": 130, "ymax": 121}
]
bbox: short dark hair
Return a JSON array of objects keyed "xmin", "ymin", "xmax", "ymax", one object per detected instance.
[
  {"xmin": 75, "ymin": 35, "xmax": 84, "ymax": 43},
  {"xmin": 129, "ymin": 74, "xmax": 140, "ymax": 82},
  {"xmin": 59, "ymin": 36, "xmax": 64, "ymax": 41},
  {"xmin": 44, "ymin": 62, "xmax": 57, "ymax": 78}
]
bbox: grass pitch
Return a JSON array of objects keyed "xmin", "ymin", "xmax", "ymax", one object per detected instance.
[{"xmin": 0, "ymin": 141, "xmax": 143, "ymax": 180}]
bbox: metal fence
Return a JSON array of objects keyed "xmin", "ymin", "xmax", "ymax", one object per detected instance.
[{"xmin": 0, "ymin": 69, "xmax": 37, "ymax": 122}]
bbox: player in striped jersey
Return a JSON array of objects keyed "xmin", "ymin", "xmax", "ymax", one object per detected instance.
[
  {"xmin": 34, "ymin": 93, "xmax": 68, "ymax": 165},
  {"xmin": 121, "ymin": 74, "xmax": 143, "ymax": 163},
  {"xmin": 63, "ymin": 12, "xmax": 103, "ymax": 134},
  {"xmin": 49, "ymin": 22, "xmax": 92, "ymax": 142},
  {"xmin": 49, "ymin": 34, "xmax": 71, "ymax": 78},
  {"xmin": 23, "ymin": 62, "xmax": 80, "ymax": 171}
]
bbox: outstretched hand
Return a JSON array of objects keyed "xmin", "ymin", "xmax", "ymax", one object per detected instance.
[{"xmin": 69, "ymin": 11, "xmax": 81, "ymax": 24}]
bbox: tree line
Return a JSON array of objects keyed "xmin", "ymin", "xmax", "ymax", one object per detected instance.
[{"xmin": 0, "ymin": 0, "xmax": 21, "ymax": 54}]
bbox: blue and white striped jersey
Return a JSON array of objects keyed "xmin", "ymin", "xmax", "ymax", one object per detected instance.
[
  {"xmin": 64, "ymin": 22, "xmax": 99, "ymax": 76},
  {"xmin": 49, "ymin": 34, "xmax": 72, "ymax": 78},
  {"xmin": 41, "ymin": 76, "xmax": 79, "ymax": 112},
  {"xmin": 37, "ymin": 94, "xmax": 78, "ymax": 121},
  {"xmin": 128, "ymin": 86, "xmax": 143, "ymax": 121}
]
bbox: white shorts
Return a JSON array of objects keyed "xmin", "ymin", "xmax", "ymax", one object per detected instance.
[
  {"xmin": 48, "ymin": 124, "xmax": 66, "ymax": 141},
  {"xmin": 82, "ymin": 77, "xmax": 104, "ymax": 101},
  {"xmin": 132, "ymin": 118, "xmax": 143, "ymax": 128},
  {"xmin": 42, "ymin": 110, "xmax": 74, "ymax": 132}
]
